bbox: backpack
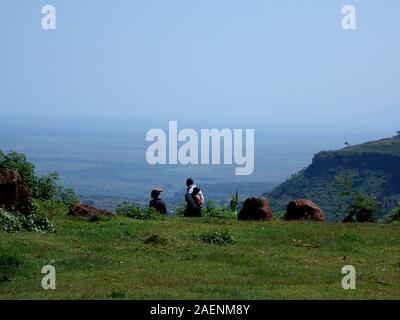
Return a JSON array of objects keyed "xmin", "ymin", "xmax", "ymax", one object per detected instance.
[
  {"xmin": 188, "ymin": 185, "xmax": 205, "ymax": 208},
  {"xmin": 197, "ymin": 189, "xmax": 205, "ymax": 208}
]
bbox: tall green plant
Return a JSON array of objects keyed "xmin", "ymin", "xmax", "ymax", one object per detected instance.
[
  {"xmin": 229, "ymin": 190, "xmax": 239, "ymax": 214},
  {"xmin": 385, "ymin": 202, "xmax": 400, "ymax": 223},
  {"xmin": 335, "ymin": 175, "xmax": 380, "ymax": 222},
  {"xmin": 34, "ymin": 172, "xmax": 60, "ymax": 200}
]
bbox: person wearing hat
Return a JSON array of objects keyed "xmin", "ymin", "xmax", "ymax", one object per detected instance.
[{"xmin": 149, "ymin": 188, "xmax": 167, "ymax": 214}]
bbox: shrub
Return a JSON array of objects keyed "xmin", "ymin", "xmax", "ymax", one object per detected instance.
[
  {"xmin": 34, "ymin": 173, "xmax": 80, "ymax": 207},
  {"xmin": 31, "ymin": 199, "xmax": 68, "ymax": 218},
  {"xmin": 55, "ymin": 186, "xmax": 80, "ymax": 210},
  {"xmin": 116, "ymin": 205, "xmax": 165, "ymax": 220},
  {"xmin": 33, "ymin": 172, "xmax": 59, "ymax": 200},
  {"xmin": 29, "ymin": 216, "xmax": 55, "ymax": 232},
  {"xmin": 175, "ymin": 201, "xmax": 236, "ymax": 218},
  {"xmin": 385, "ymin": 203, "xmax": 400, "ymax": 223},
  {"xmin": 175, "ymin": 203, "xmax": 186, "ymax": 217},
  {"xmin": 202, "ymin": 201, "xmax": 236, "ymax": 219},
  {"xmin": 197, "ymin": 230, "xmax": 236, "ymax": 245},
  {"xmin": 229, "ymin": 190, "xmax": 240, "ymax": 213},
  {"xmin": 143, "ymin": 234, "xmax": 167, "ymax": 245},
  {"xmin": 0, "ymin": 208, "xmax": 55, "ymax": 233},
  {"xmin": 343, "ymin": 194, "xmax": 379, "ymax": 223},
  {"xmin": 19, "ymin": 212, "xmax": 56, "ymax": 233},
  {"xmin": 0, "ymin": 208, "xmax": 22, "ymax": 232},
  {"xmin": 273, "ymin": 211, "xmax": 286, "ymax": 221},
  {"xmin": 335, "ymin": 175, "xmax": 380, "ymax": 222},
  {"xmin": 0, "ymin": 150, "xmax": 80, "ymax": 206},
  {"xmin": 0, "ymin": 150, "xmax": 36, "ymax": 190}
]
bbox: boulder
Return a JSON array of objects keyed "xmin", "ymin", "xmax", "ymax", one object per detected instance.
[
  {"xmin": 238, "ymin": 197, "xmax": 273, "ymax": 221},
  {"xmin": 69, "ymin": 203, "xmax": 113, "ymax": 218},
  {"xmin": 0, "ymin": 169, "xmax": 30, "ymax": 215},
  {"xmin": 285, "ymin": 199, "xmax": 324, "ymax": 221}
]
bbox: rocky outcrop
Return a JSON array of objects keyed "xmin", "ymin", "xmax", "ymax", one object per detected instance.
[
  {"xmin": 267, "ymin": 135, "xmax": 400, "ymax": 219},
  {"xmin": 305, "ymin": 152, "xmax": 400, "ymax": 181},
  {"xmin": 238, "ymin": 197, "xmax": 273, "ymax": 221},
  {"xmin": 69, "ymin": 203, "xmax": 113, "ymax": 218},
  {"xmin": 0, "ymin": 169, "xmax": 30, "ymax": 215},
  {"xmin": 285, "ymin": 199, "xmax": 324, "ymax": 221}
]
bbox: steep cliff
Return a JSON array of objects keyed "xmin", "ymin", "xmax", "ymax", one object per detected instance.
[{"xmin": 266, "ymin": 135, "xmax": 400, "ymax": 219}]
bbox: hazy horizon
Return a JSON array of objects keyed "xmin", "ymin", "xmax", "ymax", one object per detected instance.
[{"xmin": 1, "ymin": 116, "xmax": 398, "ymax": 206}]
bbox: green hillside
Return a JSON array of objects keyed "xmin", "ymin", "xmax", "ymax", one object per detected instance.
[{"xmin": 266, "ymin": 134, "xmax": 400, "ymax": 220}]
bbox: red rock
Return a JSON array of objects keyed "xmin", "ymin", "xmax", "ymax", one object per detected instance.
[
  {"xmin": 238, "ymin": 197, "xmax": 273, "ymax": 221},
  {"xmin": 69, "ymin": 203, "xmax": 113, "ymax": 217},
  {"xmin": 0, "ymin": 169, "xmax": 30, "ymax": 215},
  {"xmin": 285, "ymin": 199, "xmax": 324, "ymax": 221}
]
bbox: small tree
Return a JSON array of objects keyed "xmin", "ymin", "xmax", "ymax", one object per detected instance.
[
  {"xmin": 0, "ymin": 150, "xmax": 36, "ymax": 190},
  {"xmin": 56, "ymin": 186, "xmax": 80, "ymax": 209},
  {"xmin": 343, "ymin": 194, "xmax": 379, "ymax": 222},
  {"xmin": 34, "ymin": 172, "xmax": 60, "ymax": 200},
  {"xmin": 335, "ymin": 175, "xmax": 380, "ymax": 222},
  {"xmin": 385, "ymin": 202, "xmax": 400, "ymax": 223},
  {"xmin": 0, "ymin": 149, "xmax": 79, "ymax": 205},
  {"xmin": 229, "ymin": 190, "xmax": 239, "ymax": 213}
]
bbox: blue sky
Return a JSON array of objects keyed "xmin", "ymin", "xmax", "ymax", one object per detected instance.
[{"xmin": 1, "ymin": 0, "xmax": 399, "ymax": 135}]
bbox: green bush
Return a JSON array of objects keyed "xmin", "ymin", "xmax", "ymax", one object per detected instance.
[
  {"xmin": 343, "ymin": 194, "xmax": 379, "ymax": 223},
  {"xmin": 0, "ymin": 150, "xmax": 80, "ymax": 207},
  {"xmin": 197, "ymin": 230, "xmax": 236, "ymax": 245},
  {"xmin": 0, "ymin": 150, "xmax": 36, "ymax": 190},
  {"xmin": 31, "ymin": 199, "xmax": 68, "ymax": 218},
  {"xmin": 0, "ymin": 208, "xmax": 22, "ymax": 232},
  {"xmin": 202, "ymin": 201, "xmax": 236, "ymax": 219},
  {"xmin": 0, "ymin": 150, "xmax": 61, "ymax": 200},
  {"xmin": 21, "ymin": 214, "xmax": 56, "ymax": 233},
  {"xmin": 175, "ymin": 203, "xmax": 186, "ymax": 217},
  {"xmin": 273, "ymin": 211, "xmax": 286, "ymax": 221},
  {"xmin": 229, "ymin": 190, "xmax": 240, "ymax": 213},
  {"xmin": 34, "ymin": 173, "xmax": 80, "ymax": 207},
  {"xmin": 335, "ymin": 175, "xmax": 380, "ymax": 222},
  {"xmin": 0, "ymin": 208, "xmax": 55, "ymax": 233},
  {"xmin": 33, "ymin": 172, "xmax": 59, "ymax": 200},
  {"xmin": 116, "ymin": 205, "xmax": 165, "ymax": 220},
  {"xmin": 385, "ymin": 203, "xmax": 400, "ymax": 223},
  {"xmin": 55, "ymin": 186, "xmax": 80, "ymax": 210},
  {"xmin": 176, "ymin": 201, "xmax": 235, "ymax": 218}
]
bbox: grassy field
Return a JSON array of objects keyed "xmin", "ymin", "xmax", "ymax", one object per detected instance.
[{"xmin": 1, "ymin": 215, "xmax": 400, "ymax": 300}]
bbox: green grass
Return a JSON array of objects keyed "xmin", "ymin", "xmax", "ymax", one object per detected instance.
[{"xmin": 1, "ymin": 215, "xmax": 400, "ymax": 300}]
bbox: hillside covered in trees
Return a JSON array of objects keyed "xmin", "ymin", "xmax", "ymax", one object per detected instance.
[{"xmin": 266, "ymin": 134, "xmax": 400, "ymax": 220}]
